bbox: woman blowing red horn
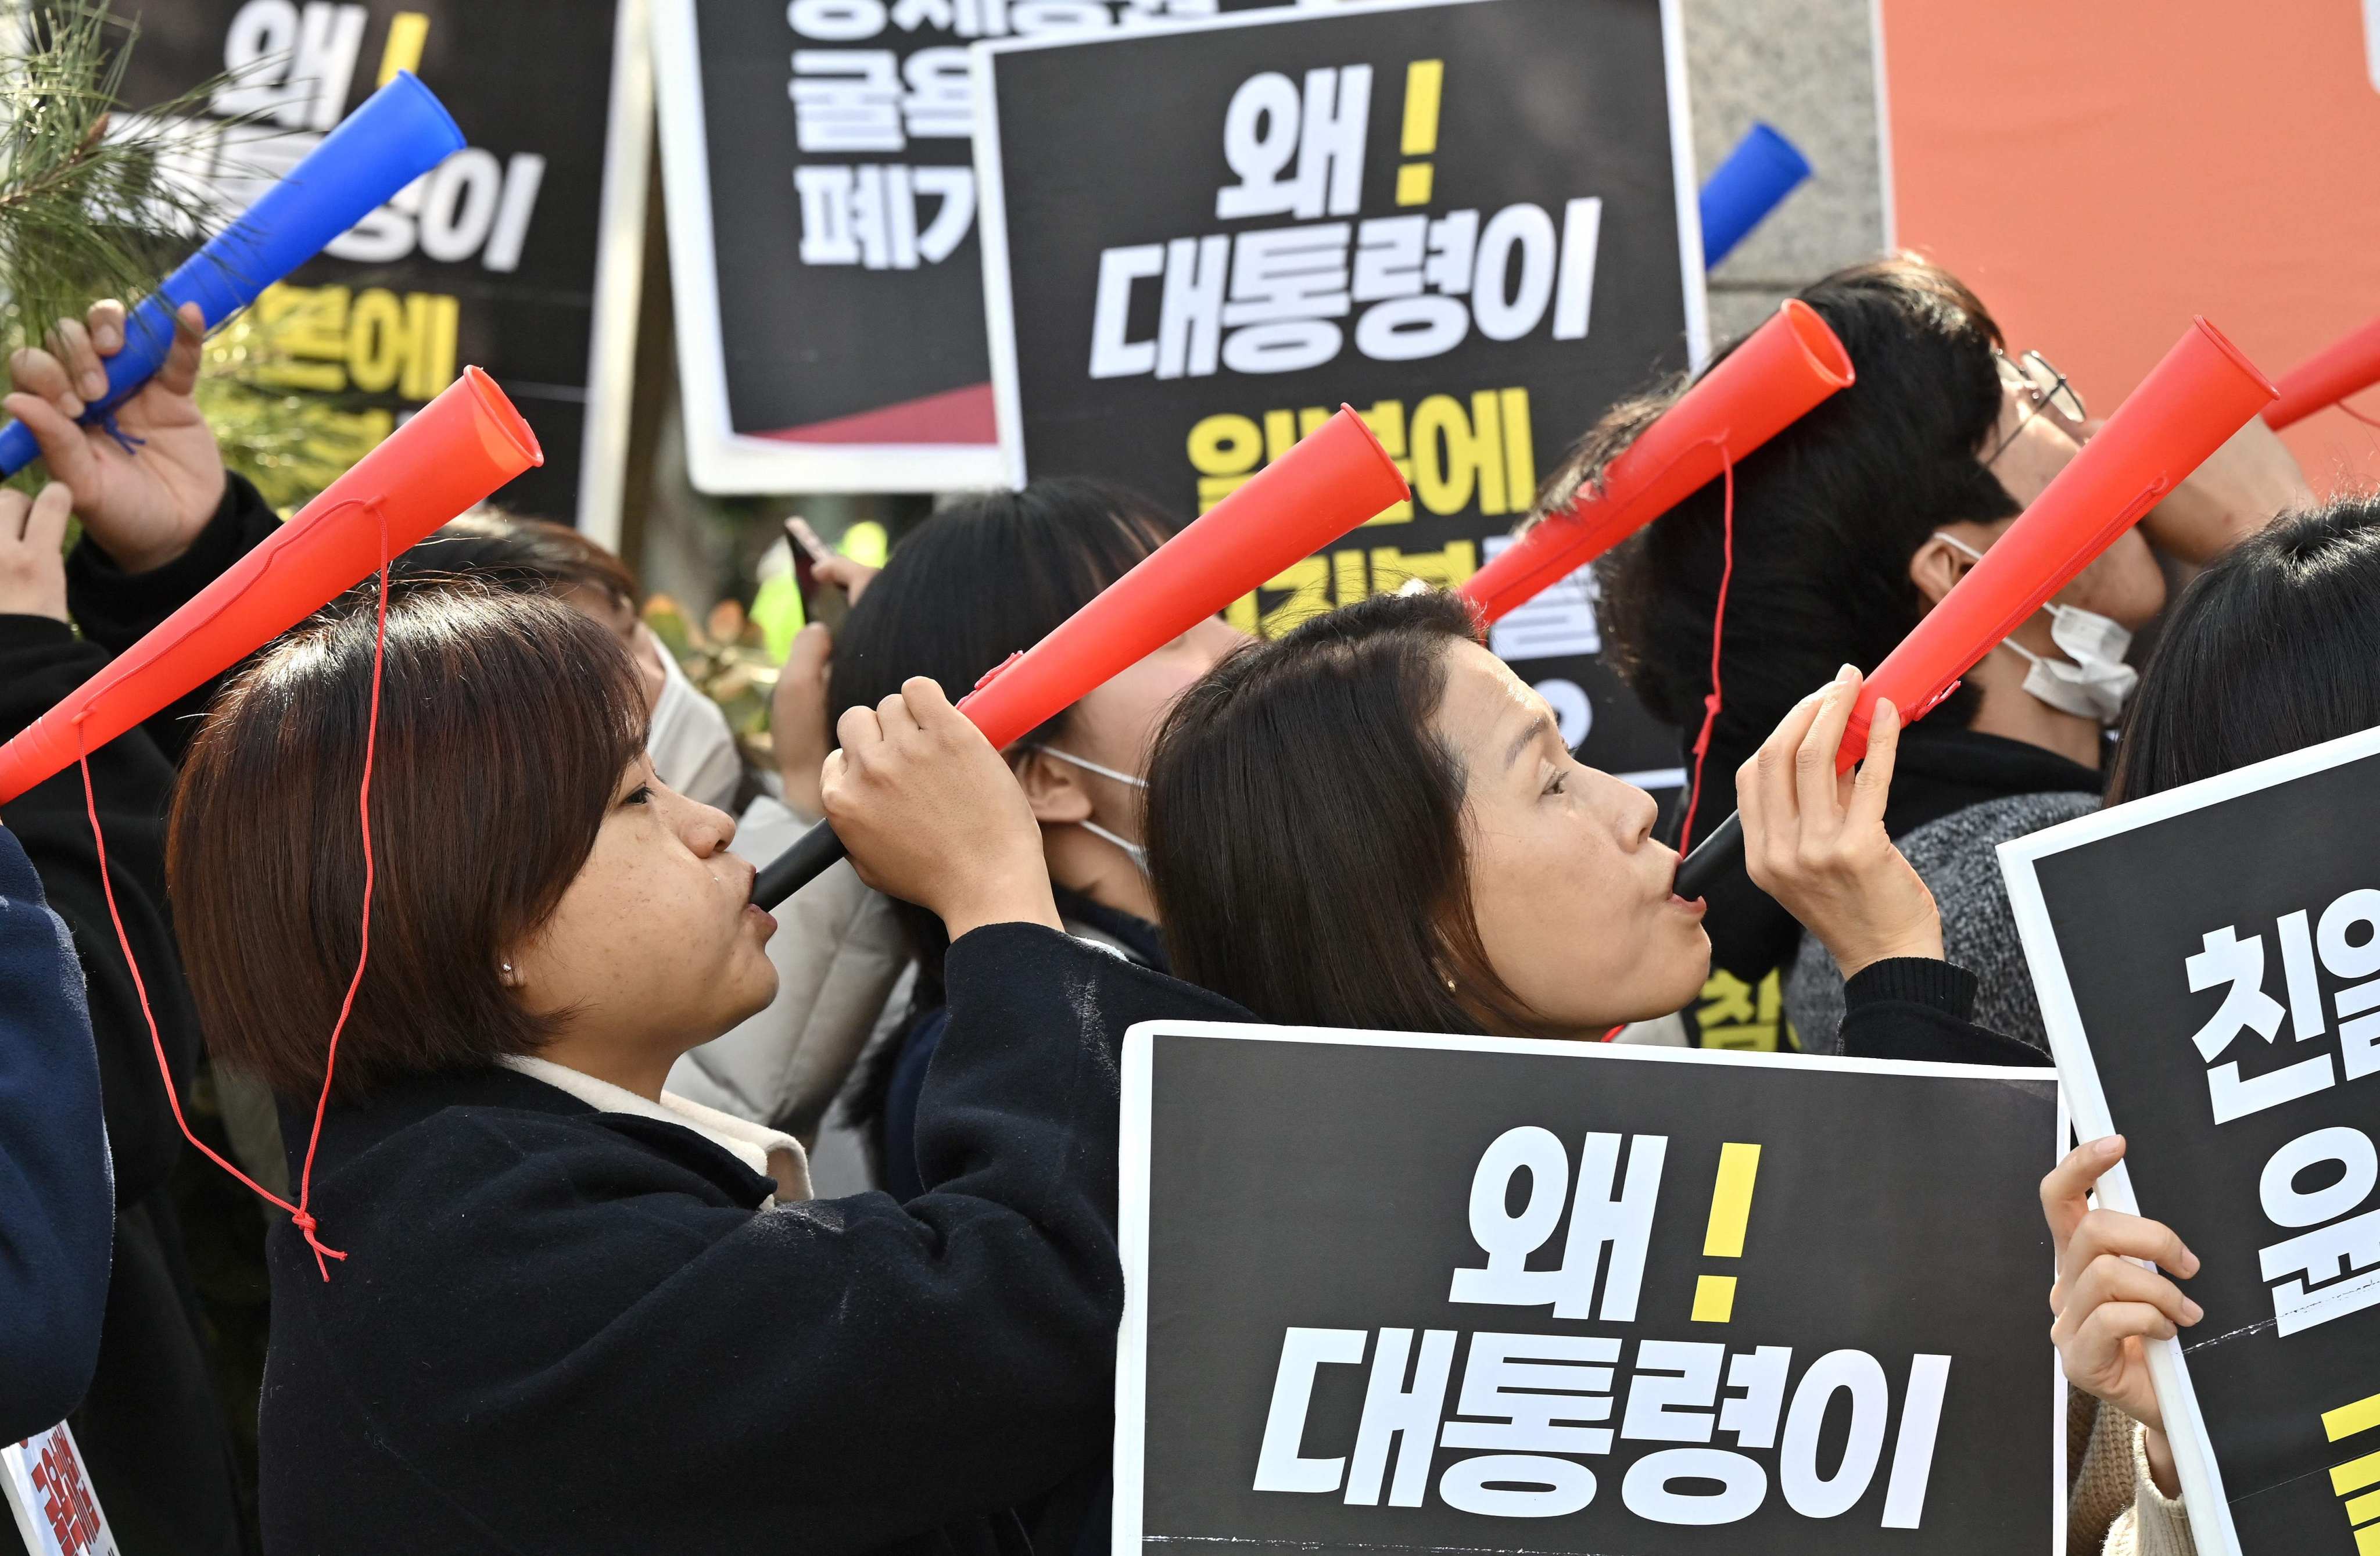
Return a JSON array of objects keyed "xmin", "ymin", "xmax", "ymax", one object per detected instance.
[{"xmin": 166, "ymin": 578, "xmax": 1242, "ymax": 1553}]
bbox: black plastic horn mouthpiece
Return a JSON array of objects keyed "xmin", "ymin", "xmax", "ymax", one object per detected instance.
[
  {"xmin": 751, "ymin": 818, "xmax": 849, "ymax": 909},
  {"xmin": 1672, "ymin": 811, "xmax": 1745, "ymax": 904}
]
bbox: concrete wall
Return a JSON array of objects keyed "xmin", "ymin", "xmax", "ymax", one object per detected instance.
[{"xmin": 1680, "ymin": 0, "xmax": 1891, "ymax": 342}]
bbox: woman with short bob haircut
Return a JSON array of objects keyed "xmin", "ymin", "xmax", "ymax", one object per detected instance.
[
  {"xmin": 1144, "ymin": 589, "xmax": 2035, "ymax": 1066},
  {"xmin": 168, "ymin": 578, "xmax": 1241, "ymax": 1554}
]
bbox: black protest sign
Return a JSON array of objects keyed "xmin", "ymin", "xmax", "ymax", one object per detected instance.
[
  {"xmin": 977, "ymin": 0, "xmax": 1704, "ymax": 782},
  {"xmin": 1118, "ymin": 1023, "xmax": 2058, "ymax": 1552},
  {"xmin": 2004, "ymin": 727, "xmax": 2380, "ymax": 1556},
  {"xmin": 651, "ymin": 0, "xmax": 1303, "ymax": 494},
  {"xmin": 120, "ymin": 1, "xmax": 639, "ymax": 533}
]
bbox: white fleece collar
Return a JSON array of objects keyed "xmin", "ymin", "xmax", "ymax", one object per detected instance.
[{"xmin": 498, "ymin": 1055, "xmax": 812, "ymax": 1203}]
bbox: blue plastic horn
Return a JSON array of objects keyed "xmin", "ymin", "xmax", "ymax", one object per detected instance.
[
  {"xmin": 0, "ymin": 70, "xmax": 464, "ymax": 477},
  {"xmin": 1699, "ymin": 121, "xmax": 1811, "ymax": 269}
]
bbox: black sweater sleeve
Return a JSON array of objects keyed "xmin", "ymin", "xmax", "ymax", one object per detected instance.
[
  {"xmin": 270, "ymin": 925, "xmax": 1252, "ymax": 1555},
  {"xmin": 1837, "ymin": 956, "xmax": 2045, "ymax": 1066},
  {"xmin": 0, "ymin": 615, "xmax": 198, "ymax": 1207},
  {"xmin": 0, "ymin": 824, "xmax": 113, "ymax": 1443},
  {"xmin": 64, "ymin": 472, "xmax": 282, "ymax": 766}
]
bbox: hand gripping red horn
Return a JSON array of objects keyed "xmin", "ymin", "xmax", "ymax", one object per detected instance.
[
  {"xmin": 752, "ymin": 404, "xmax": 1409, "ymax": 906},
  {"xmin": 1458, "ymin": 299, "xmax": 1852, "ymax": 623},
  {"xmin": 1674, "ymin": 317, "xmax": 2276, "ymax": 902},
  {"xmin": 0, "ymin": 368, "xmax": 543, "ymax": 805}
]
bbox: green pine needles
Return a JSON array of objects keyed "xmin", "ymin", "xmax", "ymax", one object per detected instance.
[{"xmin": 0, "ymin": 3, "xmax": 227, "ymax": 357}]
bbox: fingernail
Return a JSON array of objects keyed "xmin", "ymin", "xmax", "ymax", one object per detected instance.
[
  {"xmin": 2181, "ymin": 1247, "xmax": 2201, "ymax": 1277},
  {"xmin": 2182, "ymin": 1299, "xmax": 2204, "ymax": 1324},
  {"xmin": 2094, "ymin": 1135, "xmax": 2123, "ymax": 1158},
  {"xmin": 81, "ymin": 370, "xmax": 104, "ymax": 398},
  {"xmin": 1837, "ymin": 663, "xmax": 1856, "ymax": 682}
]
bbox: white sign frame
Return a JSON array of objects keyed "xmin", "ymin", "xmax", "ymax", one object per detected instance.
[
  {"xmin": 1997, "ymin": 720, "xmax": 2380, "ymax": 1556},
  {"xmin": 650, "ymin": 0, "xmax": 1008, "ymax": 495},
  {"xmin": 575, "ymin": 0, "xmax": 657, "ymax": 548},
  {"xmin": 974, "ymin": 0, "xmax": 1712, "ymax": 491},
  {"xmin": 1114, "ymin": 1019, "xmax": 2064, "ymax": 1554}
]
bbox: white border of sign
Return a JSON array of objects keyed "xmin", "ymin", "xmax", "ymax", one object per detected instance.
[
  {"xmin": 1114, "ymin": 1020, "xmax": 2062, "ymax": 1553},
  {"xmin": 578, "ymin": 0, "xmax": 655, "ymax": 547},
  {"xmin": 650, "ymin": 0, "xmax": 1008, "ymax": 495},
  {"xmin": 974, "ymin": 0, "xmax": 1713, "ymax": 492},
  {"xmin": 1998, "ymin": 719, "xmax": 2380, "ymax": 1556}
]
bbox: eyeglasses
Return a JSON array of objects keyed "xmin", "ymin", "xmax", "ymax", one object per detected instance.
[{"xmin": 1984, "ymin": 349, "xmax": 2085, "ymax": 467}]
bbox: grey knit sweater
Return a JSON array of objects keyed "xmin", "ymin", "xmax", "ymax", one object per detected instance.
[{"xmin": 1785, "ymin": 790, "xmax": 2101, "ymax": 1055}]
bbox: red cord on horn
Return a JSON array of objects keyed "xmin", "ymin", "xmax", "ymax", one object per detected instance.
[
  {"xmin": 80, "ymin": 504, "xmax": 391, "ymax": 1281},
  {"xmin": 1675, "ymin": 446, "xmax": 1738, "ymax": 856}
]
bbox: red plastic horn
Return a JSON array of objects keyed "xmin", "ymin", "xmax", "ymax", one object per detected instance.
[
  {"xmin": 0, "ymin": 368, "xmax": 542, "ymax": 805},
  {"xmin": 960, "ymin": 404, "xmax": 1404, "ymax": 747},
  {"xmin": 1843, "ymin": 317, "xmax": 2277, "ymax": 771},
  {"xmin": 752, "ymin": 404, "xmax": 1408, "ymax": 905},
  {"xmin": 2264, "ymin": 315, "xmax": 2380, "ymax": 431},
  {"xmin": 1459, "ymin": 298, "xmax": 1853, "ymax": 623}
]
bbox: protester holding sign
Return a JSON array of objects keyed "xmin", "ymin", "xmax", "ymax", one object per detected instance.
[
  {"xmin": 1146, "ymin": 588, "xmax": 2034, "ymax": 1066},
  {"xmin": 2001, "ymin": 494, "xmax": 2380, "ymax": 1554},
  {"xmin": 1591, "ymin": 255, "xmax": 2309, "ymax": 1052},
  {"xmin": 0, "ymin": 299, "xmax": 281, "ymax": 1554},
  {"xmin": 818, "ymin": 480, "xmax": 1244, "ymax": 1196},
  {"xmin": 2027, "ymin": 496, "xmax": 2380, "ymax": 1555},
  {"xmin": 163, "ymin": 576, "xmax": 1248, "ymax": 1552}
]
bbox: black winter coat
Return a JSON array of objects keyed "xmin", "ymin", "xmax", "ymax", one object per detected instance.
[
  {"xmin": 0, "ymin": 475, "xmax": 281, "ymax": 1556},
  {"xmin": 0, "ymin": 474, "xmax": 281, "ymax": 1205},
  {"xmin": 257, "ymin": 923, "xmax": 1249, "ymax": 1555}
]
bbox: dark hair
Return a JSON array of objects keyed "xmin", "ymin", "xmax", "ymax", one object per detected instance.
[
  {"xmin": 1592, "ymin": 255, "xmax": 2016, "ymax": 824},
  {"xmin": 391, "ymin": 510, "xmax": 640, "ymax": 611},
  {"xmin": 169, "ymin": 582, "xmax": 649, "ymax": 1102},
  {"xmin": 829, "ymin": 476, "xmax": 1175, "ymax": 995},
  {"xmin": 1145, "ymin": 589, "xmax": 1537, "ymax": 1034},
  {"xmin": 2109, "ymin": 496, "xmax": 2378, "ymax": 804},
  {"xmin": 832, "ymin": 479, "xmax": 1177, "ymax": 1146}
]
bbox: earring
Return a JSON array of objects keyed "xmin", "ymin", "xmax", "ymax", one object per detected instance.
[{"xmin": 501, "ymin": 961, "xmax": 514, "ymax": 977}]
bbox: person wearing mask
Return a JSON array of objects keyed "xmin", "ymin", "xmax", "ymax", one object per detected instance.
[
  {"xmin": 1145, "ymin": 588, "xmax": 2037, "ymax": 1069},
  {"xmin": 0, "ymin": 493, "xmax": 113, "ymax": 1447},
  {"xmin": 165, "ymin": 576, "xmax": 1246, "ymax": 1553},
  {"xmin": 0, "ymin": 299, "xmax": 278, "ymax": 1553},
  {"xmin": 764, "ymin": 479, "xmax": 1243, "ymax": 1202},
  {"xmin": 1586, "ymin": 255, "xmax": 2309, "ymax": 1052},
  {"xmin": 395, "ymin": 513, "xmax": 744, "ymax": 811}
]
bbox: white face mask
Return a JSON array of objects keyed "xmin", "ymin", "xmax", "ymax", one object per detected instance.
[
  {"xmin": 644, "ymin": 627, "xmax": 745, "ymax": 811},
  {"xmin": 1932, "ymin": 533, "xmax": 2139, "ymax": 723},
  {"xmin": 1031, "ymin": 745, "xmax": 1149, "ymax": 873}
]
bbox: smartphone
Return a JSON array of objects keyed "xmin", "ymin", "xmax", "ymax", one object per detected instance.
[{"xmin": 786, "ymin": 517, "xmax": 850, "ymax": 632}]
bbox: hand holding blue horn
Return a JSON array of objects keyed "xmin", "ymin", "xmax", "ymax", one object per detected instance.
[{"xmin": 0, "ymin": 71, "xmax": 465, "ymax": 478}]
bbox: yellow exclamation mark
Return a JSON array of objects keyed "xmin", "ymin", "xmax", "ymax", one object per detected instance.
[
  {"xmin": 1691, "ymin": 1142, "xmax": 1761, "ymax": 1322},
  {"xmin": 1397, "ymin": 60, "xmax": 1443, "ymax": 207},
  {"xmin": 378, "ymin": 13, "xmax": 432, "ymax": 88},
  {"xmin": 2321, "ymin": 1390, "xmax": 2380, "ymax": 1551}
]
